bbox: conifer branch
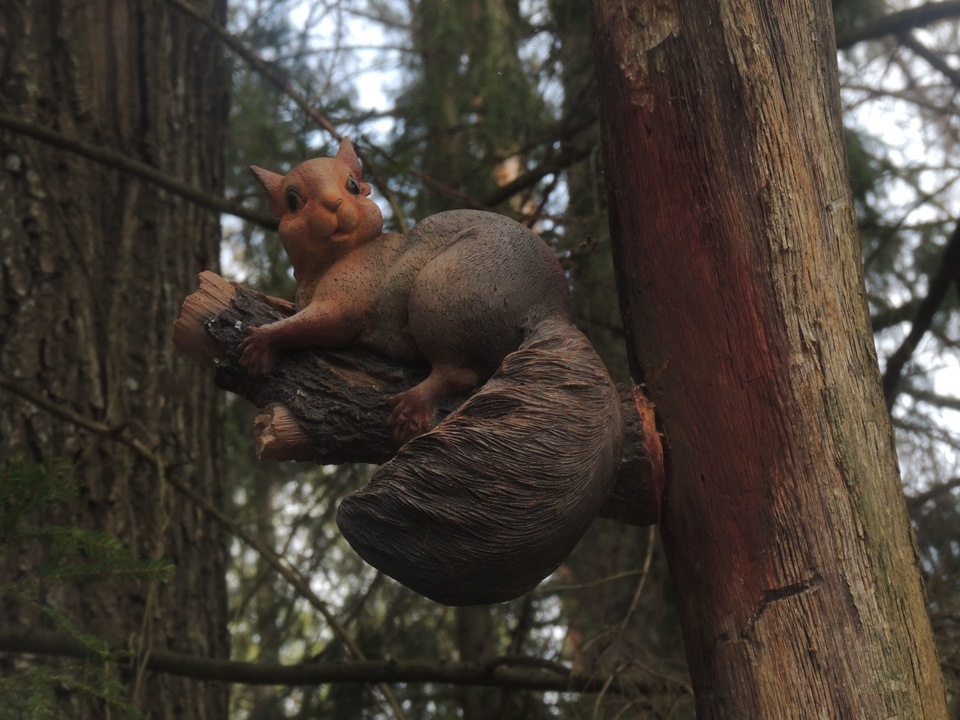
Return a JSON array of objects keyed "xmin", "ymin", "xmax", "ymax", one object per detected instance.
[{"xmin": 900, "ymin": 33, "xmax": 960, "ymax": 89}]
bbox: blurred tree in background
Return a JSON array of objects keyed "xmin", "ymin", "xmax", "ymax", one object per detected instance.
[{"xmin": 1, "ymin": 0, "xmax": 958, "ymax": 717}]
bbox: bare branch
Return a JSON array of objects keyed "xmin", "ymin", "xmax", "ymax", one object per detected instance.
[
  {"xmin": 907, "ymin": 477, "xmax": 960, "ymax": 509},
  {"xmin": 0, "ymin": 111, "xmax": 275, "ymax": 229},
  {"xmin": 0, "ymin": 630, "xmax": 689, "ymax": 696},
  {"xmin": 836, "ymin": 1, "xmax": 960, "ymax": 50},
  {"xmin": 160, "ymin": 0, "xmax": 339, "ymax": 138},
  {"xmin": 872, "ymin": 299, "xmax": 923, "ymax": 332},
  {"xmin": 899, "ymin": 33, "xmax": 960, "ymax": 89},
  {"xmin": 483, "ymin": 144, "xmax": 595, "ymax": 210},
  {"xmin": 904, "ymin": 386, "xmax": 960, "ymax": 413},
  {"xmin": 882, "ymin": 219, "xmax": 960, "ymax": 409}
]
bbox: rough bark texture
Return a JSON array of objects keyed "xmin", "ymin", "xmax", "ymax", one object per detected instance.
[
  {"xmin": 0, "ymin": 1, "xmax": 229, "ymax": 718},
  {"xmin": 591, "ymin": 0, "xmax": 947, "ymax": 717}
]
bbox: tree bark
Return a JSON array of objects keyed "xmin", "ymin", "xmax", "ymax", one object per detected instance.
[
  {"xmin": 591, "ymin": 0, "xmax": 947, "ymax": 717},
  {"xmin": 0, "ymin": 1, "xmax": 229, "ymax": 717}
]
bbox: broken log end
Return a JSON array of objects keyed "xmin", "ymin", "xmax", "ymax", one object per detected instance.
[
  {"xmin": 255, "ymin": 403, "xmax": 318, "ymax": 462},
  {"xmin": 173, "ymin": 271, "xmax": 241, "ymax": 368}
]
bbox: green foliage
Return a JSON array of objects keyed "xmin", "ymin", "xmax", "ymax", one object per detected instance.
[
  {"xmin": 844, "ymin": 128, "xmax": 889, "ymax": 241},
  {"xmin": 0, "ymin": 457, "xmax": 75, "ymax": 537},
  {"xmin": 912, "ymin": 489, "xmax": 960, "ymax": 713},
  {"xmin": 1, "ymin": 459, "xmax": 174, "ymax": 589},
  {"xmin": 0, "ymin": 459, "xmax": 175, "ymax": 719},
  {"xmin": 0, "ymin": 663, "xmax": 139, "ymax": 720}
]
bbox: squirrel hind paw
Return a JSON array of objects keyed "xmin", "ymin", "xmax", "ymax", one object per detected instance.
[{"xmin": 387, "ymin": 391, "xmax": 436, "ymax": 443}]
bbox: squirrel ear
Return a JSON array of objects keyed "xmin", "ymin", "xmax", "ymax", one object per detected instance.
[
  {"xmin": 336, "ymin": 137, "xmax": 365, "ymax": 181},
  {"xmin": 250, "ymin": 166, "xmax": 285, "ymax": 217}
]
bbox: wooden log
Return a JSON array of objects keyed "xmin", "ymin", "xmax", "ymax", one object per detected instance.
[{"xmin": 173, "ymin": 271, "xmax": 658, "ymax": 525}]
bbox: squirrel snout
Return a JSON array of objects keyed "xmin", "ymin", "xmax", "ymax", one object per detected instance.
[{"xmin": 322, "ymin": 196, "xmax": 343, "ymax": 211}]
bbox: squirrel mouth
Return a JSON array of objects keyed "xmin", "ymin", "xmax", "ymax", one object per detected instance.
[{"xmin": 328, "ymin": 214, "xmax": 361, "ymax": 242}]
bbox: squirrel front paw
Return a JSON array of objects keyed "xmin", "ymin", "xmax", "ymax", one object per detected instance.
[
  {"xmin": 238, "ymin": 325, "xmax": 275, "ymax": 377},
  {"xmin": 387, "ymin": 390, "xmax": 436, "ymax": 444}
]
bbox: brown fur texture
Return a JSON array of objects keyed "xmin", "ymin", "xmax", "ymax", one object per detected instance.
[
  {"xmin": 338, "ymin": 318, "xmax": 623, "ymax": 605},
  {"xmin": 246, "ymin": 139, "xmax": 624, "ymax": 605}
]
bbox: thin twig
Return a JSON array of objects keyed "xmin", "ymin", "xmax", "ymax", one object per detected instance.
[
  {"xmin": 592, "ymin": 664, "xmax": 624, "ymax": 719},
  {"xmin": 620, "ymin": 525, "xmax": 658, "ymax": 631}
]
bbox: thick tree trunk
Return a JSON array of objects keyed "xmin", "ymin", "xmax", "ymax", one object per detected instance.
[
  {"xmin": 591, "ymin": 0, "xmax": 947, "ymax": 717},
  {"xmin": 0, "ymin": 1, "xmax": 228, "ymax": 718}
]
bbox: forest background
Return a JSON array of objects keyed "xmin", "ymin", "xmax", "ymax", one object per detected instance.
[{"xmin": 1, "ymin": 0, "xmax": 959, "ymax": 718}]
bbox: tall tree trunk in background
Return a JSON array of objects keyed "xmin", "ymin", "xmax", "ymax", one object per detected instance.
[
  {"xmin": 412, "ymin": 0, "xmax": 464, "ymax": 194},
  {"xmin": 591, "ymin": 0, "xmax": 947, "ymax": 717},
  {"xmin": 551, "ymin": 0, "xmax": 627, "ymax": 380},
  {"xmin": 0, "ymin": 1, "xmax": 228, "ymax": 718}
]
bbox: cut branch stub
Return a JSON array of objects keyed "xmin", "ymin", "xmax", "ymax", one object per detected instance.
[{"xmin": 173, "ymin": 271, "xmax": 658, "ymax": 525}]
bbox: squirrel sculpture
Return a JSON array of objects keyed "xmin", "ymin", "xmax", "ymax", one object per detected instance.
[{"xmin": 241, "ymin": 138, "xmax": 623, "ymax": 605}]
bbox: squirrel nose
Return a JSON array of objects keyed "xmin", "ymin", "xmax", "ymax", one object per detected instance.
[{"xmin": 322, "ymin": 196, "xmax": 343, "ymax": 211}]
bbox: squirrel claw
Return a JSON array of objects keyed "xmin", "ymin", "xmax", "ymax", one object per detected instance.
[
  {"xmin": 238, "ymin": 326, "xmax": 274, "ymax": 377},
  {"xmin": 388, "ymin": 391, "xmax": 435, "ymax": 444}
]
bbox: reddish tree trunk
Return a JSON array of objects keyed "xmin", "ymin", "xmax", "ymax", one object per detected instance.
[{"xmin": 591, "ymin": 0, "xmax": 947, "ymax": 716}]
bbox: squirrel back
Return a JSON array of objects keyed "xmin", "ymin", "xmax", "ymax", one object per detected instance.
[
  {"xmin": 246, "ymin": 139, "xmax": 624, "ymax": 605},
  {"xmin": 378, "ymin": 209, "xmax": 575, "ymax": 376}
]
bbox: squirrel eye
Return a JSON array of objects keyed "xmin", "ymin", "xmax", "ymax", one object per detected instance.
[
  {"xmin": 346, "ymin": 177, "xmax": 361, "ymax": 196},
  {"xmin": 285, "ymin": 188, "xmax": 301, "ymax": 213}
]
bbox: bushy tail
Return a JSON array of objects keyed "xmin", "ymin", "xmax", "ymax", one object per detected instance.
[{"xmin": 336, "ymin": 318, "xmax": 623, "ymax": 606}]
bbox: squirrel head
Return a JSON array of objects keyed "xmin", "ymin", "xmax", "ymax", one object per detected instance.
[{"xmin": 250, "ymin": 138, "xmax": 384, "ymax": 273}]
